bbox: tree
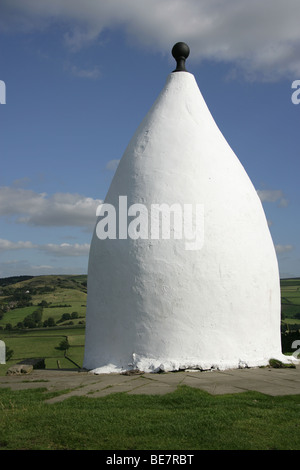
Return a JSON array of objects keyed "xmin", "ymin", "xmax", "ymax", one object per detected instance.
[
  {"xmin": 61, "ymin": 313, "xmax": 71, "ymax": 321},
  {"xmin": 58, "ymin": 338, "xmax": 70, "ymax": 351},
  {"xmin": 47, "ymin": 317, "xmax": 55, "ymax": 327},
  {"xmin": 6, "ymin": 346, "xmax": 13, "ymax": 361},
  {"xmin": 31, "ymin": 308, "xmax": 43, "ymax": 323},
  {"xmin": 43, "ymin": 317, "xmax": 55, "ymax": 327},
  {"xmin": 23, "ymin": 316, "xmax": 36, "ymax": 328}
]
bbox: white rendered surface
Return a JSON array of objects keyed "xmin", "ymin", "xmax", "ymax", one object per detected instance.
[{"xmin": 84, "ymin": 72, "xmax": 290, "ymax": 373}]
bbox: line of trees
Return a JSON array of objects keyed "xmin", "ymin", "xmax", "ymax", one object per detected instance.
[{"xmin": 2, "ymin": 308, "xmax": 84, "ymax": 331}]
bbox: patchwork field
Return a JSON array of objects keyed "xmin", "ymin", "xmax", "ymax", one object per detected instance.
[
  {"xmin": 0, "ymin": 275, "xmax": 86, "ymax": 374},
  {"xmin": 280, "ymin": 278, "xmax": 300, "ymax": 322}
]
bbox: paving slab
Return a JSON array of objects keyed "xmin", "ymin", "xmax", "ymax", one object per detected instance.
[
  {"xmin": 127, "ymin": 381, "xmax": 177, "ymax": 396},
  {"xmin": 0, "ymin": 366, "xmax": 299, "ymax": 403},
  {"xmin": 182, "ymin": 368, "xmax": 300, "ymax": 396}
]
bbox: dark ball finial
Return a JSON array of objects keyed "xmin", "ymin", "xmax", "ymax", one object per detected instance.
[{"xmin": 172, "ymin": 42, "xmax": 190, "ymax": 72}]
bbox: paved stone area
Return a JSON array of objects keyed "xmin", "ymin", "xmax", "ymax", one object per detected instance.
[{"xmin": 0, "ymin": 366, "xmax": 299, "ymax": 404}]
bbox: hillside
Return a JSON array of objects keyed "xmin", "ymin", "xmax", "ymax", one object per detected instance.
[
  {"xmin": 280, "ymin": 278, "xmax": 300, "ymax": 322},
  {"xmin": 0, "ymin": 275, "xmax": 87, "ymax": 372},
  {"xmin": 0, "ymin": 274, "xmax": 87, "ymax": 330},
  {"xmin": 0, "ymin": 275, "xmax": 35, "ymax": 287}
]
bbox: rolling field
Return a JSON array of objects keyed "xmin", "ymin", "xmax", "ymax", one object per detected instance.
[
  {"xmin": 280, "ymin": 278, "xmax": 300, "ymax": 321},
  {"xmin": 0, "ymin": 274, "xmax": 87, "ymax": 328},
  {"xmin": 0, "ymin": 275, "xmax": 86, "ymax": 374}
]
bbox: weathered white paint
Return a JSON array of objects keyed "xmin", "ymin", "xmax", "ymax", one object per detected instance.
[{"xmin": 83, "ymin": 71, "xmax": 292, "ymax": 373}]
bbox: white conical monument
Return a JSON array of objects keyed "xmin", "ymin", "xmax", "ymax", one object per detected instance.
[{"xmin": 83, "ymin": 43, "xmax": 290, "ymax": 373}]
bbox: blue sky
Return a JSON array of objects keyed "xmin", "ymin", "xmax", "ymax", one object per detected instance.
[{"xmin": 0, "ymin": 0, "xmax": 299, "ymax": 278}]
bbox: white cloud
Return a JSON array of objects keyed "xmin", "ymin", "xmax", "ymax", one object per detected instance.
[
  {"xmin": 1, "ymin": 0, "xmax": 300, "ymax": 80},
  {"xmin": 257, "ymin": 189, "xmax": 288, "ymax": 207},
  {"xmin": 40, "ymin": 243, "xmax": 90, "ymax": 257},
  {"xmin": 275, "ymin": 244, "xmax": 293, "ymax": 254},
  {"xmin": 0, "ymin": 186, "xmax": 102, "ymax": 227},
  {"xmin": 105, "ymin": 159, "xmax": 120, "ymax": 171},
  {"xmin": 0, "ymin": 238, "xmax": 89, "ymax": 257},
  {"xmin": 65, "ymin": 63, "xmax": 101, "ymax": 79},
  {"xmin": 0, "ymin": 239, "xmax": 37, "ymax": 252},
  {"xmin": 0, "ymin": 259, "xmax": 85, "ymax": 277},
  {"xmin": 12, "ymin": 177, "xmax": 32, "ymax": 188}
]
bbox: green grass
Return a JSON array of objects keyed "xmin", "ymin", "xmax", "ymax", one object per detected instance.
[{"xmin": 0, "ymin": 385, "xmax": 299, "ymax": 450}]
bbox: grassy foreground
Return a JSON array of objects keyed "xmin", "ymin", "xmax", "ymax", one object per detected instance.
[{"xmin": 0, "ymin": 385, "xmax": 299, "ymax": 450}]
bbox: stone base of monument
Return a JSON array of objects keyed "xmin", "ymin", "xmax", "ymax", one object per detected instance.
[{"xmin": 88, "ymin": 352, "xmax": 298, "ymax": 375}]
